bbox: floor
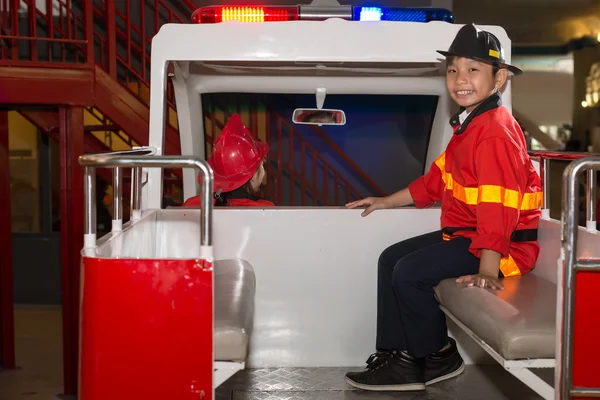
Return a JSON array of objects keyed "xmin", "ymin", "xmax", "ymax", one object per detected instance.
[
  {"xmin": 0, "ymin": 305, "xmax": 63, "ymax": 400},
  {"xmin": 0, "ymin": 306, "xmax": 552, "ymax": 400},
  {"xmin": 215, "ymin": 366, "xmax": 552, "ymax": 400}
]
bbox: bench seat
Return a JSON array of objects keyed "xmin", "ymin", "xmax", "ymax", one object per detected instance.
[
  {"xmin": 214, "ymin": 258, "xmax": 256, "ymax": 362},
  {"xmin": 434, "ymin": 274, "xmax": 556, "ymax": 360}
]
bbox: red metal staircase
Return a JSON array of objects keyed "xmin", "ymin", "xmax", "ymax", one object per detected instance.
[
  {"xmin": 1, "ymin": 0, "xmax": 384, "ymax": 206},
  {"xmin": 0, "ymin": 0, "xmax": 388, "ymax": 395}
]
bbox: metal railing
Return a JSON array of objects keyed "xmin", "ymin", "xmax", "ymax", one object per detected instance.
[
  {"xmin": 558, "ymin": 156, "xmax": 600, "ymax": 399},
  {"xmin": 529, "ymin": 151, "xmax": 598, "ymax": 232},
  {"xmin": 78, "ymin": 152, "xmax": 213, "ymax": 258}
]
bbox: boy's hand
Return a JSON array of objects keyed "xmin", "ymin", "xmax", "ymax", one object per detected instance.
[
  {"xmin": 456, "ymin": 249, "xmax": 504, "ymax": 290},
  {"xmin": 345, "ymin": 197, "xmax": 390, "ymax": 217},
  {"xmin": 346, "ymin": 188, "xmax": 414, "ymax": 216},
  {"xmin": 456, "ymin": 273, "xmax": 504, "ymax": 290}
]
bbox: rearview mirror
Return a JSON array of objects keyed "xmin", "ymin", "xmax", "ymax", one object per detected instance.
[{"xmin": 292, "ymin": 108, "xmax": 346, "ymax": 126}]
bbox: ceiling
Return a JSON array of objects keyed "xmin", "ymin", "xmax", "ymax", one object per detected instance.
[{"xmin": 452, "ymin": 0, "xmax": 600, "ymax": 46}]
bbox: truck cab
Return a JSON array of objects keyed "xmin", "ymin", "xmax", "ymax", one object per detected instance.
[{"xmin": 77, "ymin": 4, "xmax": 600, "ymax": 400}]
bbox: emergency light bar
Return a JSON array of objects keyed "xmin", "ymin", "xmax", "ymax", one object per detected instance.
[{"xmin": 191, "ymin": 5, "xmax": 454, "ymax": 24}]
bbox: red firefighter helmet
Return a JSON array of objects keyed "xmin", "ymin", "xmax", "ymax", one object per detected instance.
[{"xmin": 203, "ymin": 114, "xmax": 269, "ymax": 193}]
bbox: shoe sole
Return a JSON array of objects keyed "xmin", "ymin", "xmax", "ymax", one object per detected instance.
[
  {"xmin": 345, "ymin": 376, "xmax": 426, "ymax": 392},
  {"xmin": 425, "ymin": 361, "xmax": 465, "ymax": 385}
]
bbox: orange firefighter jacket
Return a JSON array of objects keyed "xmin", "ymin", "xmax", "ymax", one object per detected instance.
[{"xmin": 408, "ymin": 93, "xmax": 542, "ymax": 277}]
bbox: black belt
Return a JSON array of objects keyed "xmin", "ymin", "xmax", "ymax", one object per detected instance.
[{"xmin": 442, "ymin": 227, "xmax": 538, "ymax": 242}]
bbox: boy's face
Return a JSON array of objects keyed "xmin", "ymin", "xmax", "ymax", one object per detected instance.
[{"xmin": 446, "ymin": 57, "xmax": 508, "ymax": 113}]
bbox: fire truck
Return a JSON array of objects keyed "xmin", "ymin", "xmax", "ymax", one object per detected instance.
[{"xmin": 75, "ymin": 3, "xmax": 600, "ymax": 400}]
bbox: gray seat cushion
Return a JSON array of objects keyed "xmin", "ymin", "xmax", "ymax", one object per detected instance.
[
  {"xmin": 214, "ymin": 259, "xmax": 256, "ymax": 362},
  {"xmin": 434, "ymin": 274, "xmax": 556, "ymax": 360}
]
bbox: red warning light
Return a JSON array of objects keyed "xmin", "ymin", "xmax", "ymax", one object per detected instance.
[{"xmin": 192, "ymin": 6, "xmax": 300, "ymax": 24}]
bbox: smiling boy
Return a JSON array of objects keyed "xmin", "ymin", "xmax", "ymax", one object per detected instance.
[{"xmin": 344, "ymin": 24, "xmax": 542, "ymax": 391}]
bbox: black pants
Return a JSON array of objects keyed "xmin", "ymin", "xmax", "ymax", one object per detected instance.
[{"xmin": 375, "ymin": 230, "xmax": 482, "ymax": 358}]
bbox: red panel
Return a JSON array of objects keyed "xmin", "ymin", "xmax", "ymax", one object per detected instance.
[
  {"xmin": 572, "ymin": 271, "xmax": 600, "ymax": 399},
  {"xmin": 0, "ymin": 111, "xmax": 15, "ymax": 369},
  {"xmin": 0, "ymin": 60, "xmax": 92, "ymax": 69},
  {"xmin": 93, "ymin": 65, "xmax": 181, "ymax": 156},
  {"xmin": 20, "ymin": 111, "xmax": 60, "ymax": 137},
  {"xmin": 84, "ymin": 0, "xmax": 95, "ymax": 65},
  {"xmin": 0, "ymin": 66, "xmax": 94, "ymax": 105},
  {"xmin": 105, "ymin": 0, "xmax": 117, "ymax": 79},
  {"xmin": 79, "ymin": 257, "xmax": 213, "ymax": 400},
  {"xmin": 84, "ymin": 134, "xmax": 112, "ymax": 153},
  {"xmin": 59, "ymin": 107, "xmax": 85, "ymax": 396}
]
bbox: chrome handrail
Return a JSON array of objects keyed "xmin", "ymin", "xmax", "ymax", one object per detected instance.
[
  {"xmin": 587, "ymin": 170, "xmax": 597, "ymax": 232},
  {"xmin": 558, "ymin": 156, "xmax": 600, "ymax": 399},
  {"xmin": 78, "ymin": 154, "xmax": 213, "ymax": 257}
]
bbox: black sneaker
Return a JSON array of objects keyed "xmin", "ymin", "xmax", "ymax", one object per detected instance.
[
  {"xmin": 345, "ymin": 350, "xmax": 426, "ymax": 391},
  {"xmin": 424, "ymin": 337, "xmax": 465, "ymax": 385}
]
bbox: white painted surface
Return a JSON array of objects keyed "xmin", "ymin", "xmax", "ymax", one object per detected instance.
[
  {"xmin": 214, "ymin": 362, "xmax": 245, "ymax": 388},
  {"xmin": 533, "ymin": 218, "xmax": 600, "ymax": 285},
  {"xmin": 83, "ymin": 234, "xmax": 97, "ymax": 257},
  {"xmin": 172, "ymin": 63, "xmax": 206, "ymax": 197},
  {"xmin": 90, "ymin": 207, "xmax": 600, "ymax": 368},
  {"xmin": 111, "ymin": 219, "xmax": 123, "ymax": 232},
  {"xmin": 144, "ymin": 21, "xmax": 515, "ymax": 209}
]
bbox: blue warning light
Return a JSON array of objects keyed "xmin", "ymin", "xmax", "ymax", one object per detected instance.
[
  {"xmin": 359, "ymin": 7, "xmax": 383, "ymax": 21},
  {"xmin": 354, "ymin": 7, "xmax": 454, "ymax": 23}
]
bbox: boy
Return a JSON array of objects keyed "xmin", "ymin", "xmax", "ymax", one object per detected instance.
[{"xmin": 344, "ymin": 24, "xmax": 542, "ymax": 391}]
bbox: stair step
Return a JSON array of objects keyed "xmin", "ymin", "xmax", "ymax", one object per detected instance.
[{"xmin": 83, "ymin": 124, "xmax": 120, "ymax": 132}]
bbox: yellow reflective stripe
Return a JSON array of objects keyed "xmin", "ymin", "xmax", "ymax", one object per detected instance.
[
  {"xmin": 478, "ymin": 185, "xmax": 521, "ymax": 208},
  {"xmin": 521, "ymin": 192, "xmax": 543, "ymax": 211},
  {"xmin": 432, "ymin": 151, "xmax": 542, "ymax": 211},
  {"xmin": 434, "ymin": 153, "xmax": 447, "ymax": 184},
  {"xmin": 444, "ymin": 173, "xmax": 542, "ymax": 211},
  {"xmin": 500, "ymin": 254, "xmax": 521, "ymax": 277},
  {"xmin": 446, "ymin": 175, "xmax": 478, "ymax": 205}
]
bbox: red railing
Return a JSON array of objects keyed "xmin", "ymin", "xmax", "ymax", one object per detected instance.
[
  {"xmin": 0, "ymin": 0, "xmax": 92, "ymax": 66},
  {"xmin": 529, "ymin": 151, "xmax": 599, "ymax": 228},
  {"xmin": 0, "ymin": 0, "xmax": 380, "ymax": 206},
  {"xmin": 260, "ymin": 95, "xmax": 387, "ymax": 198},
  {"xmin": 529, "ymin": 151, "xmax": 600, "ymax": 162},
  {"xmin": 0, "ymin": 0, "xmax": 181, "ymax": 128},
  {"xmin": 208, "ymin": 104, "xmax": 364, "ymax": 206},
  {"xmin": 270, "ymin": 112, "xmax": 364, "ymax": 205},
  {"xmin": 91, "ymin": 0, "xmax": 181, "ymax": 124}
]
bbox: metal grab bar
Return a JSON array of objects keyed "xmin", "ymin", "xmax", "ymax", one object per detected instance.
[
  {"xmin": 587, "ymin": 170, "xmax": 597, "ymax": 232},
  {"xmin": 78, "ymin": 154, "xmax": 213, "ymax": 258},
  {"xmin": 529, "ymin": 151, "xmax": 556, "ymax": 219},
  {"xmin": 541, "ymin": 157, "xmax": 550, "ymax": 218},
  {"xmin": 82, "ymin": 147, "xmax": 156, "ymax": 228},
  {"xmin": 558, "ymin": 156, "xmax": 600, "ymax": 400}
]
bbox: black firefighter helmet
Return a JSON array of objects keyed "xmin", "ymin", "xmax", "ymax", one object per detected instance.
[{"xmin": 437, "ymin": 24, "xmax": 523, "ymax": 76}]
